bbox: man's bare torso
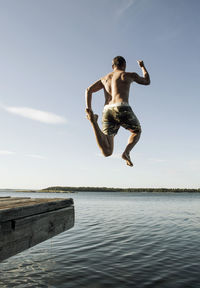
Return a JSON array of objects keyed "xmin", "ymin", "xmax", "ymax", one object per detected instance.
[{"xmin": 101, "ymin": 70, "xmax": 133, "ymax": 106}]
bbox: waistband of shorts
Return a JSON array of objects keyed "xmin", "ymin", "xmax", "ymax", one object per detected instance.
[{"xmin": 103, "ymin": 102, "xmax": 129, "ymax": 111}]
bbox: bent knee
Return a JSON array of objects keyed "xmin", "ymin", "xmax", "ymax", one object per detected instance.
[
  {"xmin": 102, "ymin": 149, "xmax": 113, "ymax": 157},
  {"xmin": 130, "ymin": 128, "xmax": 142, "ymax": 136}
]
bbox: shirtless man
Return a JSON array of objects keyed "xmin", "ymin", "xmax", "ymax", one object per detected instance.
[{"xmin": 85, "ymin": 56, "xmax": 150, "ymax": 166}]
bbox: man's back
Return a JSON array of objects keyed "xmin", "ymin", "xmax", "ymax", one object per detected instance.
[{"xmin": 101, "ymin": 70, "xmax": 132, "ymax": 105}]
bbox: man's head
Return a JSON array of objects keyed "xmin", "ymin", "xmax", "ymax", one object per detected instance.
[{"xmin": 112, "ymin": 56, "xmax": 126, "ymax": 70}]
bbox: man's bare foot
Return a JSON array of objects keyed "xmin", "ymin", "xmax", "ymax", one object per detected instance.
[
  {"xmin": 86, "ymin": 109, "xmax": 98, "ymax": 123},
  {"xmin": 122, "ymin": 152, "xmax": 133, "ymax": 167}
]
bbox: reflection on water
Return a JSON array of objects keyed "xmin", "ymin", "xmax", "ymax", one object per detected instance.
[{"xmin": 0, "ymin": 191, "xmax": 200, "ymax": 288}]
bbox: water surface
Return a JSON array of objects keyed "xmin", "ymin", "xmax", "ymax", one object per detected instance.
[{"xmin": 0, "ymin": 191, "xmax": 200, "ymax": 287}]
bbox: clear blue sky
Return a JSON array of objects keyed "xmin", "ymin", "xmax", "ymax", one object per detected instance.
[{"xmin": 0, "ymin": 0, "xmax": 199, "ymax": 189}]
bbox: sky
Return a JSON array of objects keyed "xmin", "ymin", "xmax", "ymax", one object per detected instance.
[{"xmin": 0, "ymin": 0, "xmax": 199, "ymax": 189}]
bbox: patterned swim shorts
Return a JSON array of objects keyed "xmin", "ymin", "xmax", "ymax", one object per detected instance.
[{"xmin": 102, "ymin": 103, "xmax": 141, "ymax": 136}]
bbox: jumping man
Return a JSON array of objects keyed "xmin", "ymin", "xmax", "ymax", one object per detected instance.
[{"xmin": 85, "ymin": 56, "xmax": 150, "ymax": 167}]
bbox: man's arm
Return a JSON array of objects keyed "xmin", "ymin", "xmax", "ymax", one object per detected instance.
[
  {"xmin": 128, "ymin": 60, "xmax": 150, "ymax": 85},
  {"xmin": 85, "ymin": 79, "xmax": 104, "ymax": 111}
]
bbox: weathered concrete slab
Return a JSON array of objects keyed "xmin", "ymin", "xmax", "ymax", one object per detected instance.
[{"xmin": 0, "ymin": 197, "xmax": 74, "ymax": 262}]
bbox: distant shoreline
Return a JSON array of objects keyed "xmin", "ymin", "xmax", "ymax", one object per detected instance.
[{"xmin": 1, "ymin": 187, "xmax": 199, "ymax": 193}]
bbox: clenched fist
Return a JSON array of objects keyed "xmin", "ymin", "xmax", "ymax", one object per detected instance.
[{"xmin": 137, "ymin": 60, "xmax": 144, "ymax": 67}]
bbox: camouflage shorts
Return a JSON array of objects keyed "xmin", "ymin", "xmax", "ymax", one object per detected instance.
[{"xmin": 102, "ymin": 104, "xmax": 141, "ymax": 136}]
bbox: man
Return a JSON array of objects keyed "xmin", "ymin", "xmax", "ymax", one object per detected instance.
[{"xmin": 85, "ymin": 56, "xmax": 150, "ymax": 167}]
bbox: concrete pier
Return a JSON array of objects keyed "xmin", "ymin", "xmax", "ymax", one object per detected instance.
[{"xmin": 0, "ymin": 196, "xmax": 74, "ymax": 262}]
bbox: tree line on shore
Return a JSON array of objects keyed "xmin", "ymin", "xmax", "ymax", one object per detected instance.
[{"xmin": 41, "ymin": 186, "xmax": 200, "ymax": 193}]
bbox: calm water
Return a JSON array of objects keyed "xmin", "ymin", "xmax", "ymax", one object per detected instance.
[{"xmin": 0, "ymin": 191, "xmax": 200, "ymax": 288}]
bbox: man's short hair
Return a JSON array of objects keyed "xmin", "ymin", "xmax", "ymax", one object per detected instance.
[{"xmin": 112, "ymin": 56, "xmax": 126, "ymax": 68}]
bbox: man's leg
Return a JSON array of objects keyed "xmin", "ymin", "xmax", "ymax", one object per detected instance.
[
  {"xmin": 86, "ymin": 109, "xmax": 114, "ymax": 157},
  {"xmin": 122, "ymin": 130, "xmax": 141, "ymax": 166}
]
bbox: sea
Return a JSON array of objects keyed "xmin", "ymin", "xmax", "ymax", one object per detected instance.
[{"xmin": 0, "ymin": 190, "xmax": 200, "ymax": 288}]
